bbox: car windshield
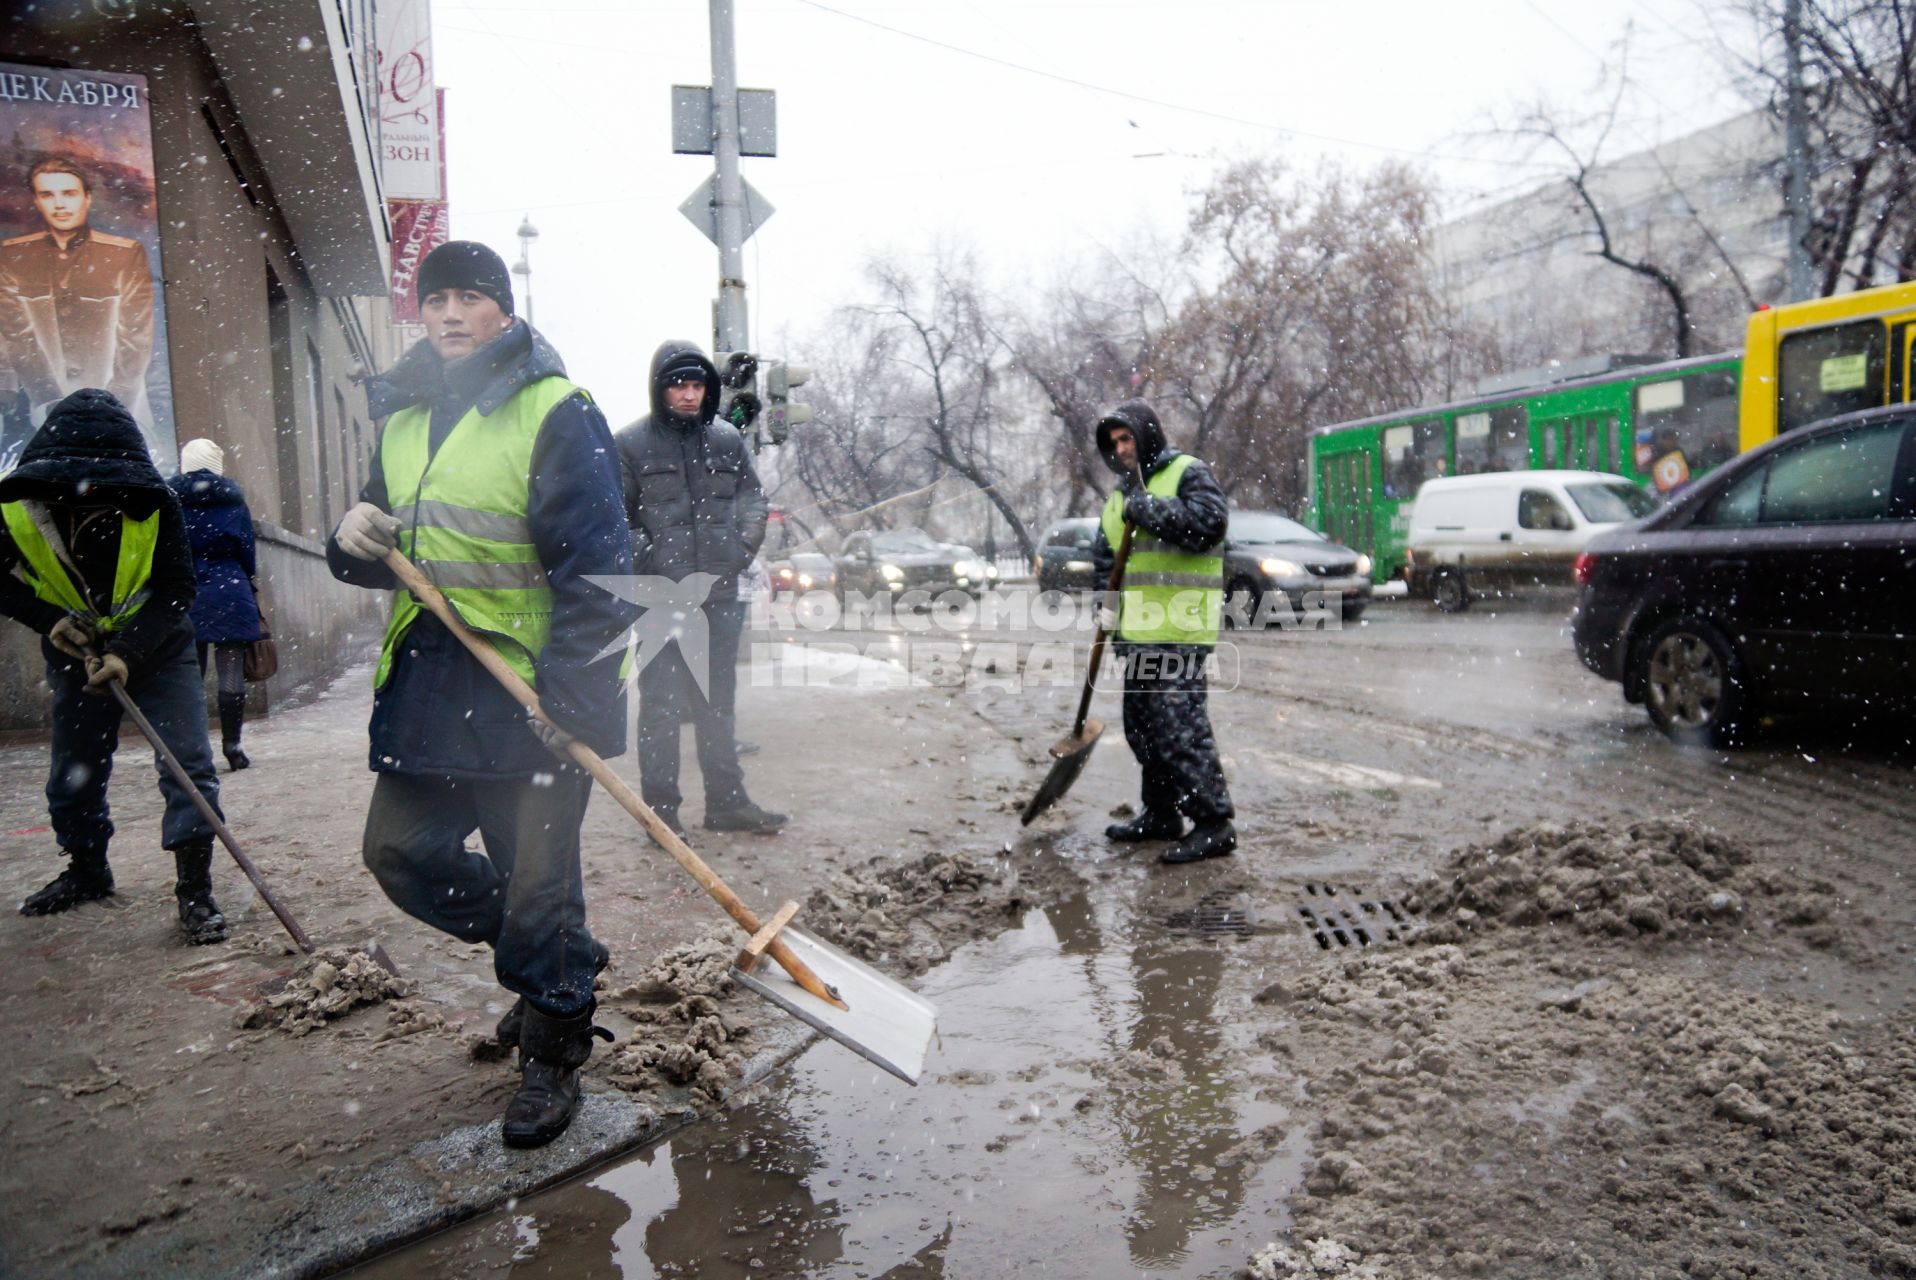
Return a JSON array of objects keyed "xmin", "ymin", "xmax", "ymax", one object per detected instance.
[
  {"xmin": 872, "ymin": 530, "xmax": 940, "ymax": 554},
  {"xmin": 1565, "ymin": 482, "xmax": 1658, "ymax": 523},
  {"xmin": 1228, "ymin": 513, "xmax": 1320, "ymax": 543}
]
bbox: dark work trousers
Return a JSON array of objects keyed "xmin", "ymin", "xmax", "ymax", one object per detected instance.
[
  {"xmin": 1116, "ymin": 641, "xmax": 1234, "ymax": 824},
  {"xmin": 637, "ymin": 598, "xmax": 747, "ymax": 815},
  {"xmin": 361, "ymin": 766, "xmax": 603, "ymax": 1019},
  {"xmin": 43, "ymin": 640, "xmax": 223, "ymax": 855}
]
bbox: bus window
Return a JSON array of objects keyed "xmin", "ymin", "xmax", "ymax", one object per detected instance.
[
  {"xmin": 1381, "ymin": 418, "xmax": 1445, "ymax": 497},
  {"xmin": 1634, "ymin": 370, "xmax": 1738, "ymax": 486},
  {"xmin": 1777, "ymin": 319, "xmax": 1885, "ymax": 432},
  {"xmin": 1454, "ymin": 406, "xmax": 1525, "ymax": 474}
]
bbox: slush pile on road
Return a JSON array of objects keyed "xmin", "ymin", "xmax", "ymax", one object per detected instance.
[
  {"xmin": 602, "ymin": 926, "xmax": 758, "ymax": 1102},
  {"xmin": 1408, "ymin": 818, "xmax": 1839, "ymax": 945},
  {"xmin": 1256, "ymin": 817, "xmax": 1913, "ymax": 1279},
  {"xmin": 236, "ymin": 948, "xmax": 413, "ymax": 1035},
  {"xmin": 803, "ymin": 849, "xmax": 1024, "ymax": 975}
]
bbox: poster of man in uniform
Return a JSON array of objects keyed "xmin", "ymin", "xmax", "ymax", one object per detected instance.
[{"xmin": 0, "ymin": 62, "xmax": 174, "ymax": 473}]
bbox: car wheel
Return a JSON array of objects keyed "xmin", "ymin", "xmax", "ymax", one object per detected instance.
[
  {"xmin": 1637, "ymin": 616, "xmax": 1746, "ymax": 748},
  {"xmin": 1432, "ymin": 570, "xmax": 1469, "ymax": 613},
  {"xmin": 1340, "ymin": 602, "xmax": 1366, "ymax": 624},
  {"xmin": 1224, "ymin": 576, "xmax": 1261, "ymax": 630}
]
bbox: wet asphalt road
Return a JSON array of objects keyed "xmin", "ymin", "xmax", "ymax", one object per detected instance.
[{"xmin": 345, "ymin": 592, "xmax": 1916, "ymax": 1278}]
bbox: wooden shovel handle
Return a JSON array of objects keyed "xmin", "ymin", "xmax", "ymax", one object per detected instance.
[
  {"xmin": 381, "ymin": 549, "xmax": 848, "ymax": 1011},
  {"xmin": 1070, "ymin": 518, "xmax": 1135, "ymax": 738}
]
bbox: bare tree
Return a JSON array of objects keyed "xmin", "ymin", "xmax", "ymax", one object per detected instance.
[
  {"xmin": 1723, "ymin": 0, "xmax": 1916, "ymax": 289},
  {"xmin": 1148, "ymin": 157, "xmax": 1465, "ymax": 509},
  {"xmin": 854, "ymin": 253, "xmax": 1038, "ymax": 559}
]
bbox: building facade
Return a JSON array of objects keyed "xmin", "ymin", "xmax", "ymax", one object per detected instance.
[{"xmin": 0, "ymin": 0, "xmax": 402, "ymax": 726}]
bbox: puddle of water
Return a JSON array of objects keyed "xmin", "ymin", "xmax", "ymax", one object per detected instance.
[{"xmin": 350, "ymin": 892, "xmax": 1299, "ymax": 1279}]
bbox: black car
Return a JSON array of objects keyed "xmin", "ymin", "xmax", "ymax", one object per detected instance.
[
  {"xmin": 834, "ymin": 527, "xmax": 990, "ymax": 599},
  {"xmin": 1573, "ymin": 404, "xmax": 1916, "ymax": 745},
  {"xmin": 1223, "ymin": 511, "xmax": 1374, "ymax": 625},
  {"xmin": 1034, "ymin": 517, "xmax": 1102, "ymax": 591}
]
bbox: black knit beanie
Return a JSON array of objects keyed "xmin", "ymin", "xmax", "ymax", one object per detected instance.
[{"xmin": 416, "ymin": 240, "xmax": 515, "ymax": 316}]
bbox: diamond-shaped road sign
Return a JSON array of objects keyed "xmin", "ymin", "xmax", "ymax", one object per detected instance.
[{"xmin": 679, "ymin": 174, "xmax": 775, "ymax": 247}]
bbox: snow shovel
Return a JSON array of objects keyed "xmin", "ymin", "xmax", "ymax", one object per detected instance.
[
  {"xmin": 382, "ymin": 549, "xmax": 938, "ymax": 1085},
  {"xmin": 1021, "ymin": 516, "xmax": 1136, "ymax": 825},
  {"xmin": 82, "ymin": 650, "xmax": 398, "ymax": 975}
]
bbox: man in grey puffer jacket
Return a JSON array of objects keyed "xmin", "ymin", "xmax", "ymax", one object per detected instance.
[{"xmin": 615, "ymin": 340, "xmax": 785, "ymax": 835}]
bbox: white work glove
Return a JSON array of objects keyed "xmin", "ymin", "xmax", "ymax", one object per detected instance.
[
  {"xmin": 84, "ymin": 652, "xmax": 129, "ymax": 696},
  {"xmin": 526, "ymin": 712, "xmax": 576, "ymax": 762},
  {"xmin": 48, "ymin": 614, "xmax": 98, "ymax": 661},
  {"xmin": 335, "ymin": 502, "xmax": 402, "ymax": 561},
  {"xmin": 1097, "ymin": 606, "xmax": 1120, "ymax": 632}
]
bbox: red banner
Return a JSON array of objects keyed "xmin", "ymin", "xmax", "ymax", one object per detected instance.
[{"xmin": 387, "ymin": 197, "xmax": 447, "ymax": 321}]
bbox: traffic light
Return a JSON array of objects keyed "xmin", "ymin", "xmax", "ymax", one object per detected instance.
[
  {"xmin": 717, "ymin": 351, "xmax": 760, "ymax": 434},
  {"xmin": 764, "ymin": 360, "xmax": 812, "ymax": 445}
]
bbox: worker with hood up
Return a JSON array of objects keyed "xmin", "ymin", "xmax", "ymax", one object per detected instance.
[
  {"xmin": 1090, "ymin": 398, "xmax": 1237, "ymax": 864},
  {"xmin": 0, "ymin": 387, "xmax": 229, "ymax": 942}
]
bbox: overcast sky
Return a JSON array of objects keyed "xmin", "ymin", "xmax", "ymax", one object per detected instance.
[{"xmin": 430, "ymin": 0, "xmax": 1757, "ymax": 425}]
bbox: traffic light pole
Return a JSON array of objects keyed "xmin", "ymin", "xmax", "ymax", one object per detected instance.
[{"xmin": 709, "ymin": 0, "xmax": 749, "ymax": 355}]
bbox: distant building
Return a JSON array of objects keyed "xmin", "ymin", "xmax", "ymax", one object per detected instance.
[
  {"xmin": 1432, "ymin": 107, "xmax": 1793, "ymax": 374},
  {"xmin": 0, "ymin": 1, "xmax": 409, "ymax": 726}
]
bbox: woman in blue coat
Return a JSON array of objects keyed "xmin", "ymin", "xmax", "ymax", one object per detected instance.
[{"xmin": 167, "ymin": 438, "xmax": 260, "ymax": 770}]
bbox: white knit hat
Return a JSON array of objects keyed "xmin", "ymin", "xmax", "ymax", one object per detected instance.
[{"xmin": 179, "ymin": 438, "xmax": 224, "ymax": 476}]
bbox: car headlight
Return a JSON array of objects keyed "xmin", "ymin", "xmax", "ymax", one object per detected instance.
[
  {"xmin": 880, "ymin": 563, "xmax": 903, "ymax": 581},
  {"xmin": 797, "ymin": 573, "xmax": 813, "ymax": 588},
  {"xmin": 1260, "ymin": 557, "xmax": 1302, "ymax": 577},
  {"xmin": 985, "ymin": 564, "xmax": 999, "ymax": 579},
  {"xmin": 952, "ymin": 560, "xmax": 976, "ymax": 578},
  {"xmin": 1354, "ymin": 554, "xmax": 1372, "ymax": 576},
  {"xmin": 1063, "ymin": 559, "xmax": 1093, "ymax": 572}
]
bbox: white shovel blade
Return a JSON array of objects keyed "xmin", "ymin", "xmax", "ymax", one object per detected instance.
[{"xmin": 731, "ymin": 924, "xmax": 939, "ymax": 1085}]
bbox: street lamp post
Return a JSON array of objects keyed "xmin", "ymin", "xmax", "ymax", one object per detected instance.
[{"xmin": 514, "ymin": 214, "xmax": 539, "ymax": 327}]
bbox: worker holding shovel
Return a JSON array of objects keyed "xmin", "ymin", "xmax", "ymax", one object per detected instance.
[
  {"xmin": 1092, "ymin": 400, "xmax": 1237, "ymax": 864},
  {"xmin": 0, "ymin": 388, "xmax": 229, "ymax": 943},
  {"xmin": 326, "ymin": 242, "xmax": 638, "ymax": 1149}
]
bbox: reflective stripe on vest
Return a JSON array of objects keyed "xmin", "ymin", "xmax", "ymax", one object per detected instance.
[
  {"xmin": 1, "ymin": 501, "xmax": 158, "ymax": 633},
  {"xmin": 373, "ymin": 376, "xmax": 582, "ymax": 690},
  {"xmin": 1100, "ymin": 454, "xmax": 1223, "ymax": 646}
]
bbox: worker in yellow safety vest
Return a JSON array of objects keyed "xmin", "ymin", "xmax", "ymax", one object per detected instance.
[
  {"xmin": 326, "ymin": 242, "xmax": 638, "ymax": 1149},
  {"xmin": 1092, "ymin": 400, "xmax": 1237, "ymax": 864},
  {"xmin": 0, "ymin": 388, "xmax": 229, "ymax": 942}
]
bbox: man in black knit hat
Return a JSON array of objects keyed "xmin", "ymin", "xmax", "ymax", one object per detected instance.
[
  {"xmin": 0, "ymin": 388, "xmax": 228, "ymax": 943},
  {"xmin": 328, "ymin": 240, "xmax": 637, "ymax": 1148}
]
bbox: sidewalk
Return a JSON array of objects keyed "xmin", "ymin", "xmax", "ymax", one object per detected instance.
[{"xmin": 0, "ymin": 658, "xmax": 994, "ymax": 1278}]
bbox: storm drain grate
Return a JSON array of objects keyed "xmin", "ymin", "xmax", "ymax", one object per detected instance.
[
  {"xmin": 1296, "ymin": 883, "xmax": 1418, "ymax": 951},
  {"xmin": 1165, "ymin": 890, "xmax": 1255, "ymax": 938}
]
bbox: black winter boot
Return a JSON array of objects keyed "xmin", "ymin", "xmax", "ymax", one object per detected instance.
[
  {"xmin": 172, "ymin": 843, "xmax": 228, "ymax": 944},
  {"xmin": 494, "ymin": 997, "xmax": 527, "ymax": 1048},
  {"xmin": 703, "ymin": 801, "xmax": 788, "ymax": 833},
  {"xmin": 21, "ymin": 848, "xmax": 113, "ymax": 915},
  {"xmin": 1159, "ymin": 820, "xmax": 1237, "ymax": 865},
  {"xmin": 1105, "ymin": 810, "xmax": 1184, "ymax": 842},
  {"xmin": 503, "ymin": 1002, "xmax": 613, "ymax": 1148},
  {"xmin": 646, "ymin": 806, "xmax": 687, "ymax": 850},
  {"xmin": 218, "ymin": 692, "xmax": 250, "ymax": 771}
]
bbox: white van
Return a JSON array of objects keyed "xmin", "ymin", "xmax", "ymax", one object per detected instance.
[{"xmin": 1404, "ymin": 470, "xmax": 1657, "ymax": 611}]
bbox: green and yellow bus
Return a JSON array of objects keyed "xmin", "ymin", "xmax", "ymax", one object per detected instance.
[{"xmin": 1307, "ymin": 353, "xmax": 1742, "ymax": 583}]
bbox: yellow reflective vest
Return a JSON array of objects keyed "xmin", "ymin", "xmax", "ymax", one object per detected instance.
[
  {"xmin": 1, "ymin": 500, "xmax": 158, "ymax": 632},
  {"xmin": 374, "ymin": 377, "xmax": 583, "ymax": 689},
  {"xmin": 1099, "ymin": 454, "xmax": 1223, "ymax": 646}
]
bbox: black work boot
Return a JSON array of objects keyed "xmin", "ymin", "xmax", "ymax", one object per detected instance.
[
  {"xmin": 646, "ymin": 806, "xmax": 687, "ymax": 850},
  {"xmin": 503, "ymin": 1002, "xmax": 614, "ymax": 1149},
  {"xmin": 20, "ymin": 848, "xmax": 113, "ymax": 916},
  {"xmin": 1105, "ymin": 810, "xmax": 1184, "ymax": 842},
  {"xmin": 172, "ymin": 843, "xmax": 228, "ymax": 944},
  {"xmin": 703, "ymin": 801, "xmax": 788, "ymax": 833},
  {"xmin": 494, "ymin": 997, "xmax": 527, "ymax": 1048},
  {"xmin": 218, "ymin": 692, "xmax": 250, "ymax": 771},
  {"xmin": 1160, "ymin": 820, "xmax": 1237, "ymax": 865}
]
